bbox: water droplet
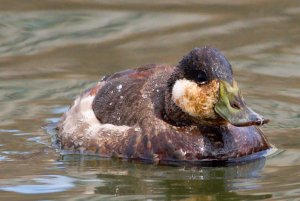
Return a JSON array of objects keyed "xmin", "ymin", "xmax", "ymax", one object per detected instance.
[{"xmin": 116, "ymin": 84, "xmax": 122, "ymax": 92}]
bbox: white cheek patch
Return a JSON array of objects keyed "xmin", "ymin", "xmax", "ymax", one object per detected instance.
[
  {"xmin": 171, "ymin": 79, "xmax": 199, "ymax": 117},
  {"xmin": 172, "ymin": 79, "xmax": 187, "ymax": 100}
]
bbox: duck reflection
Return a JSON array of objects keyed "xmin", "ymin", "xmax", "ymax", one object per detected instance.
[{"xmin": 60, "ymin": 156, "xmax": 272, "ymax": 200}]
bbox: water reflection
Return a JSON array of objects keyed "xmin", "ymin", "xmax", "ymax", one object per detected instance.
[{"xmin": 60, "ymin": 156, "xmax": 272, "ymax": 200}]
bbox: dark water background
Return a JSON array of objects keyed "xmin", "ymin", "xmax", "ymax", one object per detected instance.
[{"xmin": 0, "ymin": 1, "xmax": 300, "ymax": 200}]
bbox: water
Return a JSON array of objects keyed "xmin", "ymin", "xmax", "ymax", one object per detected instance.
[{"xmin": 0, "ymin": 1, "xmax": 300, "ymax": 200}]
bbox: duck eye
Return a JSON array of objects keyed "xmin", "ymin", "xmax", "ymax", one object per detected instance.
[{"xmin": 196, "ymin": 71, "xmax": 208, "ymax": 84}]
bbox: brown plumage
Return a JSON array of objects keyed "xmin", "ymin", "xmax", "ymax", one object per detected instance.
[{"xmin": 57, "ymin": 47, "xmax": 271, "ymax": 165}]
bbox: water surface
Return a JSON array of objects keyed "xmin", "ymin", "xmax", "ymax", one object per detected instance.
[{"xmin": 0, "ymin": 1, "xmax": 300, "ymax": 200}]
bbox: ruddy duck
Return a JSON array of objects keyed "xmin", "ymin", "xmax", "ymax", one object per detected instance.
[{"xmin": 57, "ymin": 47, "xmax": 271, "ymax": 164}]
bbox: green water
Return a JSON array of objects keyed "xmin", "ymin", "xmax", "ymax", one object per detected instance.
[{"xmin": 0, "ymin": 1, "xmax": 300, "ymax": 200}]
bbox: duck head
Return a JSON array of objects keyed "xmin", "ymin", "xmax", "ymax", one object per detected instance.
[{"xmin": 167, "ymin": 47, "xmax": 269, "ymax": 127}]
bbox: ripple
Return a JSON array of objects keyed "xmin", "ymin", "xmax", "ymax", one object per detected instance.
[
  {"xmin": 0, "ymin": 155, "xmax": 9, "ymax": 161},
  {"xmin": 0, "ymin": 129, "xmax": 20, "ymax": 133},
  {"xmin": 0, "ymin": 10, "xmax": 208, "ymax": 58},
  {"xmin": 27, "ymin": 136, "xmax": 48, "ymax": 146},
  {"xmin": 0, "ymin": 175, "xmax": 76, "ymax": 194},
  {"xmin": 1, "ymin": 151, "xmax": 32, "ymax": 155},
  {"xmin": 51, "ymin": 106, "xmax": 69, "ymax": 114}
]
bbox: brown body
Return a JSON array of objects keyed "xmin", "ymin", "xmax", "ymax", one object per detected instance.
[{"xmin": 57, "ymin": 64, "xmax": 271, "ymax": 164}]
